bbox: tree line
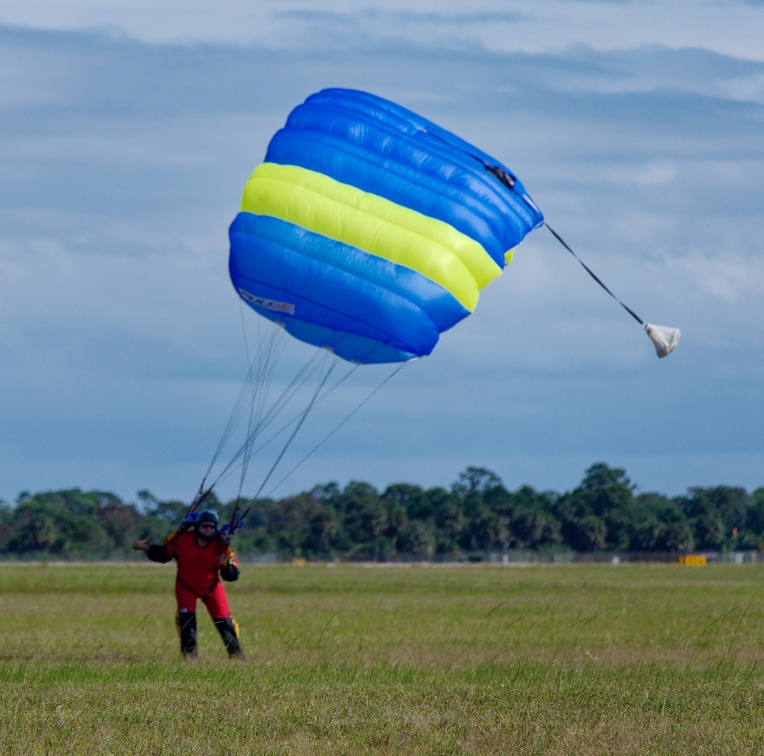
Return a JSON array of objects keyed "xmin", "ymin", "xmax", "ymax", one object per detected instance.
[{"xmin": 1, "ymin": 464, "xmax": 762, "ymax": 560}]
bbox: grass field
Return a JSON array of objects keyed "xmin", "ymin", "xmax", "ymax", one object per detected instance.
[{"xmin": 1, "ymin": 561, "xmax": 764, "ymax": 754}]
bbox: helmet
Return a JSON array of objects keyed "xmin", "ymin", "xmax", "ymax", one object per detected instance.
[
  {"xmin": 197, "ymin": 510, "xmax": 219, "ymax": 527},
  {"xmin": 195, "ymin": 510, "xmax": 219, "ymax": 542}
]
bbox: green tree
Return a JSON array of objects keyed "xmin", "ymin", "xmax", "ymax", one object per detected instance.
[
  {"xmin": 681, "ymin": 488, "xmax": 734, "ymax": 550},
  {"xmin": 140, "ymin": 491, "xmax": 188, "ymax": 523},
  {"xmin": 397, "ymin": 520, "xmax": 436, "ymax": 557},
  {"xmin": 509, "ymin": 507, "xmax": 562, "ymax": 549},
  {"xmin": 452, "ymin": 467, "xmax": 503, "ymax": 497},
  {"xmin": 630, "ymin": 494, "xmax": 694, "ymax": 552},
  {"xmin": 6, "ymin": 490, "xmax": 114, "ymax": 557},
  {"xmin": 496, "ymin": 486, "xmax": 561, "ymax": 550},
  {"xmin": 267, "ymin": 493, "xmax": 326, "ymax": 556},
  {"xmin": 228, "ymin": 496, "xmax": 275, "ymax": 554},
  {"xmin": 451, "ymin": 468, "xmax": 507, "ymax": 553},
  {"xmin": 97, "ymin": 500, "xmax": 144, "ymax": 554},
  {"xmin": 555, "ymin": 464, "xmax": 636, "ymax": 551},
  {"xmin": 427, "ymin": 488, "xmax": 463, "ymax": 555},
  {"xmin": 334, "ymin": 482, "xmax": 387, "ymax": 558},
  {"xmin": 383, "ymin": 484, "xmax": 430, "ymax": 522},
  {"xmin": 746, "ymin": 488, "xmax": 764, "ymax": 542},
  {"xmin": 0, "ymin": 499, "xmax": 12, "ymax": 552},
  {"xmin": 302, "ymin": 506, "xmax": 341, "ymax": 558}
]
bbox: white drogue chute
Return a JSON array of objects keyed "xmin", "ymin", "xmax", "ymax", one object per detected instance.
[{"xmin": 644, "ymin": 323, "xmax": 681, "ymax": 358}]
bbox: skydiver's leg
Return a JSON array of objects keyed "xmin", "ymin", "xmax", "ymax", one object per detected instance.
[
  {"xmin": 205, "ymin": 582, "xmax": 244, "ymax": 658},
  {"xmin": 175, "ymin": 580, "xmax": 198, "ymax": 658},
  {"xmin": 213, "ymin": 617, "xmax": 245, "ymax": 659},
  {"xmin": 176, "ymin": 610, "xmax": 198, "ymax": 658}
]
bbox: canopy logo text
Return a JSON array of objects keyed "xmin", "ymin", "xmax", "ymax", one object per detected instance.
[{"xmin": 238, "ymin": 289, "xmax": 295, "ymax": 315}]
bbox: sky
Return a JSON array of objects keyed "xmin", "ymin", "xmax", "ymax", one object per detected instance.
[{"xmin": 2, "ymin": 0, "xmax": 763, "ymax": 506}]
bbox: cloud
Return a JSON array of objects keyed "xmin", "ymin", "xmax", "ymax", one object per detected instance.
[{"xmin": 4, "ymin": 1, "xmax": 764, "ymax": 61}]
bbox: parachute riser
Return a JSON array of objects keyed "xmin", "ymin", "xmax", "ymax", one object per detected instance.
[
  {"xmin": 220, "ymin": 499, "xmax": 250, "ymax": 545},
  {"xmin": 178, "ymin": 483, "xmax": 215, "ymax": 535}
]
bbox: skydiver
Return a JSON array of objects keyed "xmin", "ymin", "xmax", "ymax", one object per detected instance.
[{"xmin": 132, "ymin": 509, "xmax": 245, "ymax": 659}]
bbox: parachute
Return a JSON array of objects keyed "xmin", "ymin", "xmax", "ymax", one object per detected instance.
[
  {"xmin": 228, "ymin": 88, "xmax": 545, "ymax": 365},
  {"xmin": 198, "ymin": 88, "xmax": 679, "ymax": 508}
]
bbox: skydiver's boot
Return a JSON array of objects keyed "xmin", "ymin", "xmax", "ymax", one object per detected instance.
[
  {"xmin": 214, "ymin": 617, "xmax": 245, "ymax": 659},
  {"xmin": 176, "ymin": 610, "xmax": 198, "ymax": 659}
]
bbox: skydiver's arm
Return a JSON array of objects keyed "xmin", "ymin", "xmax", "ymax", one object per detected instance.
[
  {"xmin": 131, "ymin": 532, "xmax": 177, "ymax": 563},
  {"xmin": 220, "ymin": 542, "xmax": 240, "ymax": 582},
  {"xmin": 145, "ymin": 544, "xmax": 173, "ymax": 563}
]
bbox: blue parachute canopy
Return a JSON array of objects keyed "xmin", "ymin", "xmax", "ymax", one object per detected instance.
[{"xmin": 229, "ymin": 88, "xmax": 544, "ymax": 364}]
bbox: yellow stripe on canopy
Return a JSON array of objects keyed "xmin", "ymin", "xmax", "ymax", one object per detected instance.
[{"xmin": 241, "ymin": 163, "xmax": 502, "ymax": 312}]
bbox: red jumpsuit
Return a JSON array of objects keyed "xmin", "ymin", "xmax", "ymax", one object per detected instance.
[{"xmin": 162, "ymin": 530, "xmax": 238, "ymax": 619}]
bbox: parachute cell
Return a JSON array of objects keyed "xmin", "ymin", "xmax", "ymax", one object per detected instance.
[{"xmin": 229, "ymin": 88, "xmax": 544, "ymax": 364}]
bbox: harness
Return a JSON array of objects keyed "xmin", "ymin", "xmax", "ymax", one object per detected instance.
[{"xmin": 175, "ymin": 573, "xmax": 220, "ymax": 602}]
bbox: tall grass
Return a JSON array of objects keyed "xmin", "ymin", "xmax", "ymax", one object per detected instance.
[{"xmin": 1, "ymin": 562, "xmax": 763, "ymax": 753}]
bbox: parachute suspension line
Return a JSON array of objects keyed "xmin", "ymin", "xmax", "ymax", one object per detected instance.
[
  {"xmin": 236, "ymin": 318, "xmax": 290, "ymax": 457},
  {"xmin": 253, "ymin": 351, "xmax": 340, "ymax": 500},
  {"xmin": 195, "ymin": 316, "xmax": 288, "ymax": 503},
  {"xmin": 234, "ymin": 318, "xmax": 290, "ymax": 499},
  {"xmin": 236, "ymin": 390, "xmax": 258, "ymax": 502},
  {"xmin": 265, "ymin": 360, "xmax": 412, "ymax": 499},
  {"xmin": 234, "ymin": 348, "xmax": 327, "ymax": 469},
  {"xmin": 238, "ymin": 360, "xmax": 359, "ymax": 466},
  {"xmin": 211, "ymin": 354, "xmax": 354, "ymax": 494},
  {"xmin": 185, "ymin": 480, "xmax": 211, "ymax": 520},
  {"xmin": 544, "ymin": 223, "xmax": 644, "ymax": 326},
  {"xmin": 229, "ymin": 328, "xmax": 397, "ymax": 480},
  {"xmin": 209, "ymin": 347, "xmax": 328, "ymax": 492},
  {"xmin": 238, "ymin": 297, "xmax": 255, "ymax": 370}
]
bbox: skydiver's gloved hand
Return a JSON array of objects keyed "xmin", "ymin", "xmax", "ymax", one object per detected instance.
[
  {"xmin": 220, "ymin": 557, "xmax": 241, "ymax": 583},
  {"xmin": 219, "ymin": 521, "xmax": 243, "ymax": 537},
  {"xmin": 179, "ymin": 511, "xmax": 200, "ymax": 532}
]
